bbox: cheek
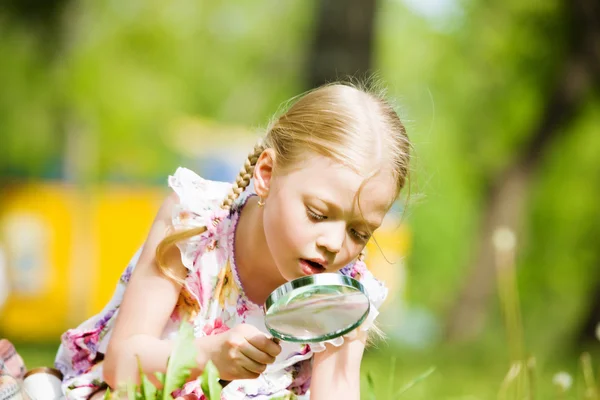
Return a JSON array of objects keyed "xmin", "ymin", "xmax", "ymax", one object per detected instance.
[{"xmin": 264, "ymin": 195, "xmax": 312, "ymax": 256}]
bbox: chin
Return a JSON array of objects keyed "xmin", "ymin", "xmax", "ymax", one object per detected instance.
[
  {"xmin": 282, "ymin": 271, "xmax": 303, "ymax": 282},
  {"xmin": 277, "ymin": 266, "xmax": 303, "ymax": 282}
]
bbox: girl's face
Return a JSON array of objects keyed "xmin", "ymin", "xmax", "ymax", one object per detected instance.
[{"xmin": 258, "ymin": 152, "xmax": 397, "ymax": 281}]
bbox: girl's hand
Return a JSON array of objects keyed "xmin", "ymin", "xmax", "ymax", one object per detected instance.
[{"xmin": 205, "ymin": 324, "xmax": 282, "ymax": 381}]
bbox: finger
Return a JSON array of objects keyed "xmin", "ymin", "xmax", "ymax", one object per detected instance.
[
  {"xmin": 238, "ymin": 353, "xmax": 267, "ymax": 375},
  {"xmin": 240, "ymin": 342, "xmax": 276, "ymax": 365},
  {"xmin": 241, "ymin": 368, "xmax": 261, "ymax": 380},
  {"xmin": 247, "ymin": 334, "xmax": 282, "ymax": 358}
]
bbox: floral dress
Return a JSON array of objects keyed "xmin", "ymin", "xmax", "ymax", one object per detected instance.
[{"xmin": 55, "ymin": 167, "xmax": 388, "ymax": 400}]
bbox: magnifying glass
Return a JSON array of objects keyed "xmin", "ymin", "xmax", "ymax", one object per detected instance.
[
  {"xmin": 219, "ymin": 273, "xmax": 371, "ymax": 388},
  {"xmin": 264, "ymin": 273, "xmax": 370, "ymax": 343}
]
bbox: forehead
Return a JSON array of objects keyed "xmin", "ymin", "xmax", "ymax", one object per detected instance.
[{"xmin": 277, "ymin": 154, "xmax": 396, "ymax": 215}]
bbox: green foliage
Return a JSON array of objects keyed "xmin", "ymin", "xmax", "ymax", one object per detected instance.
[
  {"xmin": 104, "ymin": 322, "xmax": 223, "ymax": 400},
  {"xmin": 363, "ymin": 363, "xmax": 436, "ymax": 400},
  {"xmin": 200, "ymin": 360, "xmax": 222, "ymax": 400},
  {"xmin": 161, "ymin": 322, "xmax": 197, "ymax": 399},
  {"xmin": 393, "ymin": 367, "xmax": 436, "ymax": 398},
  {"xmin": 0, "ymin": 0, "xmax": 313, "ymax": 181},
  {"xmin": 137, "ymin": 357, "xmax": 158, "ymax": 399}
]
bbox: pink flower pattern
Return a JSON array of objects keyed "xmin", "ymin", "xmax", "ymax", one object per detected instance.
[{"xmin": 202, "ymin": 317, "xmax": 230, "ymax": 336}]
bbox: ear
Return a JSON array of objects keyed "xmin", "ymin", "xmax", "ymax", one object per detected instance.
[{"xmin": 254, "ymin": 148, "xmax": 276, "ymax": 198}]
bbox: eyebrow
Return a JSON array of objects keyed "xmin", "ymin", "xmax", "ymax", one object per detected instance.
[{"xmin": 313, "ymin": 196, "xmax": 381, "ymax": 231}]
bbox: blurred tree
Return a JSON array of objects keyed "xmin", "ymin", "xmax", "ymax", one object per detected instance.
[
  {"xmin": 308, "ymin": 0, "xmax": 377, "ymax": 87},
  {"xmin": 0, "ymin": 0, "xmax": 74, "ymax": 184},
  {"xmin": 445, "ymin": 0, "xmax": 600, "ymax": 342},
  {"xmin": 0, "ymin": 0, "xmax": 69, "ymax": 38},
  {"xmin": 577, "ymin": 276, "xmax": 600, "ymax": 346},
  {"xmin": 0, "ymin": 0, "xmax": 312, "ymax": 183}
]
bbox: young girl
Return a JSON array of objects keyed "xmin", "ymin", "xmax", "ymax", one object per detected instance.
[{"xmin": 55, "ymin": 82, "xmax": 411, "ymax": 400}]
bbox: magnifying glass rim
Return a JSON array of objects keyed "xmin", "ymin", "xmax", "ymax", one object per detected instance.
[{"xmin": 264, "ymin": 273, "xmax": 370, "ymax": 343}]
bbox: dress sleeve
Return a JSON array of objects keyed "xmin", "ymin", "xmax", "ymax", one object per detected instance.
[
  {"xmin": 348, "ymin": 259, "xmax": 388, "ymax": 331},
  {"xmin": 168, "ymin": 167, "xmax": 231, "ymax": 273}
]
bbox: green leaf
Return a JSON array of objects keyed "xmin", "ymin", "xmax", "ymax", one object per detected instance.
[
  {"xmin": 137, "ymin": 355, "xmax": 158, "ymax": 400},
  {"xmin": 162, "ymin": 321, "xmax": 198, "ymax": 400},
  {"xmin": 126, "ymin": 380, "xmax": 138, "ymax": 400},
  {"xmin": 154, "ymin": 372, "xmax": 165, "ymax": 399},
  {"xmin": 154, "ymin": 372, "xmax": 166, "ymax": 385},
  {"xmin": 394, "ymin": 367, "xmax": 436, "ymax": 398},
  {"xmin": 102, "ymin": 388, "xmax": 112, "ymax": 400},
  {"xmin": 200, "ymin": 360, "xmax": 222, "ymax": 400},
  {"xmin": 365, "ymin": 371, "xmax": 376, "ymax": 400},
  {"xmin": 112, "ymin": 385, "xmax": 129, "ymax": 400},
  {"xmin": 388, "ymin": 356, "xmax": 397, "ymax": 399}
]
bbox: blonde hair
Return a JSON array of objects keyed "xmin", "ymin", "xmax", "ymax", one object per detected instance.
[{"xmin": 156, "ymin": 82, "xmax": 410, "ymax": 283}]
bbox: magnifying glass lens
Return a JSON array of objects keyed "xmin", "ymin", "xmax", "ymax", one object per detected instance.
[{"xmin": 264, "ymin": 274, "xmax": 370, "ymax": 343}]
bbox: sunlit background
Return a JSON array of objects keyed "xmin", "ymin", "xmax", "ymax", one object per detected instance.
[{"xmin": 1, "ymin": 0, "xmax": 599, "ymax": 398}]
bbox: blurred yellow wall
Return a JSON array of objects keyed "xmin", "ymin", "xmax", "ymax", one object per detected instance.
[{"xmin": 0, "ymin": 183, "xmax": 164, "ymax": 341}]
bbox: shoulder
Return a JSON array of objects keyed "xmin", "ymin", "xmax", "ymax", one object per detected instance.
[
  {"xmin": 165, "ymin": 169, "xmax": 241, "ymax": 294},
  {"xmin": 168, "ymin": 167, "xmax": 232, "ymax": 213},
  {"xmin": 339, "ymin": 259, "xmax": 388, "ymax": 308}
]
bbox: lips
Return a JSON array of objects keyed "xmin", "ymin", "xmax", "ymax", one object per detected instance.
[{"xmin": 299, "ymin": 259, "xmax": 326, "ymax": 275}]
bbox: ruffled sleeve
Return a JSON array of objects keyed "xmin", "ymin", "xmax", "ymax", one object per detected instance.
[
  {"xmin": 348, "ymin": 259, "xmax": 388, "ymax": 333},
  {"xmin": 311, "ymin": 260, "xmax": 388, "ymax": 351},
  {"xmin": 168, "ymin": 167, "xmax": 232, "ymax": 273}
]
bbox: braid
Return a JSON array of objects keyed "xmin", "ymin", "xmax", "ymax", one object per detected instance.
[
  {"xmin": 156, "ymin": 141, "xmax": 266, "ymax": 284},
  {"xmin": 220, "ymin": 142, "xmax": 265, "ymax": 209}
]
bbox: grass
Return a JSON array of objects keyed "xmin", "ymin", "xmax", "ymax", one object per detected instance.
[
  {"xmin": 10, "ymin": 340, "xmax": 58, "ymax": 369},
  {"xmin": 7, "ymin": 228, "xmax": 600, "ymax": 399},
  {"xmin": 361, "ymin": 344, "xmax": 599, "ymax": 400},
  {"xmin": 356, "ymin": 227, "xmax": 600, "ymax": 400},
  {"xmin": 11, "ymin": 338, "xmax": 597, "ymax": 399}
]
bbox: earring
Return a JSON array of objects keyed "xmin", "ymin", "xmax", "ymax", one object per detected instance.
[{"xmin": 258, "ymin": 197, "xmax": 265, "ymax": 207}]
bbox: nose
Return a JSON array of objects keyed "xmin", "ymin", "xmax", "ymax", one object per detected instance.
[{"xmin": 316, "ymin": 221, "xmax": 345, "ymax": 255}]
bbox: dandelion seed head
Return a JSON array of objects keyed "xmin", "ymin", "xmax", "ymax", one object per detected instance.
[
  {"xmin": 552, "ymin": 372, "xmax": 573, "ymax": 391},
  {"xmin": 493, "ymin": 227, "xmax": 516, "ymax": 252}
]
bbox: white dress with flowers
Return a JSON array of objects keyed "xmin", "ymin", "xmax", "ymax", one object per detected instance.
[{"xmin": 55, "ymin": 167, "xmax": 388, "ymax": 400}]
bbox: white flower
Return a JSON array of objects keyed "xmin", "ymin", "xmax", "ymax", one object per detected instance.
[
  {"xmin": 552, "ymin": 372, "xmax": 573, "ymax": 391},
  {"xmin": 492, "ymin": 227, "xmax": 516, "ymax": 252}
]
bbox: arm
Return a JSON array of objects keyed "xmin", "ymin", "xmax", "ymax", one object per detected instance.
[
  {"xmin": 103, "ymin": 192, "xmax": 211, "ymax": 388},
  {"xmin": 102, "ymin": 192, "xmax": 281, "ymax": 389},
  {"xmin": 309, "ymin": 331, "xmax": 368, "ymax": 400}
]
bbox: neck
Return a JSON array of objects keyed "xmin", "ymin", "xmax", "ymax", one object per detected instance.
[{"xmin": 234, "ymin": 196, "xmax": 286, "ymax": 305}]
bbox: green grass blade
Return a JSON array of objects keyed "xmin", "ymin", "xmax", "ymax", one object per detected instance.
[
  {"xmin": 137, "ymin": 355, "xmax": 158, "ymax": 399},
  {"xmin": 388, "ymin": 356, "xmax": 397, "ymax": 399},
  {"xmin": 162, "ymin": 322, "xmax": 198, "ymax": 400},
  {"xmin": 366, "ymin": 371, "xmax": 377, "ymax": 400},
  {"xmin": 200, "ymin": 360, "xmax": 222, "ymax": 400},
  {"xmin": 394, "ymin": 367, "xmax": 436, "ymax": 398}
]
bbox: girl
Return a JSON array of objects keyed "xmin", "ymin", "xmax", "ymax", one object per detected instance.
[{"xmin": 55, "ymin": 82, "xmax": 411, "ymax": 400}]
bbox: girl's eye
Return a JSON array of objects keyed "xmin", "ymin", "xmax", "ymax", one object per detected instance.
[
  {"xmin": 351, "ymin": 229, "xmax": 371, "ymax": 242},
  {"xmin": 307, "ymin": 208, "xmax": 327, "ymax": 221}
]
